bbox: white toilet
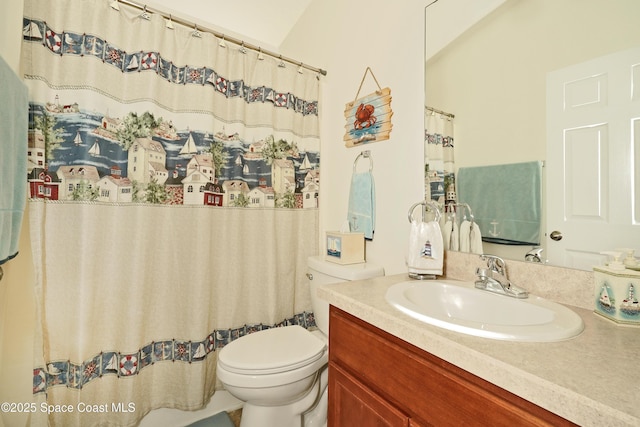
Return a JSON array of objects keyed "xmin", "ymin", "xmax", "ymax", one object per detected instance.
[{"xmin": 216, "ymin": 255, "xmax": 384, "ymax": 427}]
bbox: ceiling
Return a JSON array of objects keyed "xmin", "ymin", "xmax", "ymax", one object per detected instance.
[
  {"xmin": 143, "ymin": 0, "xmax": 504, "ymax": 59},
  {"xmin": 144, "ymin": 0, "xmax": 313, "ymax": 49},
  {"xmin": 426, "ymin": 0, "xmax": 506, "ymax": 60}
]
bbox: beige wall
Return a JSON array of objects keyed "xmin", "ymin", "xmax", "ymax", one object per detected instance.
[
  {"xmin": 0, "ymin": 2, "xmax": 36, "ymax": 427},
  {"xmin": 0, "ymin": 0, "xmax": 24, "ymax": 71},
  {"xmin": 426, "ymin": 0, "xmax": 640, "ymax": 170},
  {"xmin": 282, "ymin": 0, "xmax": 429, "ymax": 275}
]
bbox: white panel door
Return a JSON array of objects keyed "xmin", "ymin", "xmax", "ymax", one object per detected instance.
[{"xmin": 547, "ymin": 48, "xmax": 640, "ymax": 270}]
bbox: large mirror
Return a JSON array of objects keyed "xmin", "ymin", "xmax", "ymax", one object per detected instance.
[{"xmin": 425, "ymin": 0, "xmax": 640, "ymax": 269}]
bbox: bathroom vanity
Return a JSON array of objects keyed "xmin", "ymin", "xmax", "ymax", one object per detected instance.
[
  {"xmin": 319, "ymin": 274, "xmax": 640, "ymax": 427},
  {"xmin": 329, "ymin": 306, "xmax": 573, "ymax": 426}
]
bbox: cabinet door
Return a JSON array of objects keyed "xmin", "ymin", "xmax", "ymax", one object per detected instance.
[{"xmin": 329, "ymin": 364, "xmax": 409, "ymax": 427}]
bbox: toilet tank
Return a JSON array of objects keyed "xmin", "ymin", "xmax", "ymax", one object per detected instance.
[{"xmin": 307, "ymin": 255, "xmax": 384, "ymax": 335}]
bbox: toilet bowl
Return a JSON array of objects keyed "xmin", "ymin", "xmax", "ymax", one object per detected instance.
[{"xmin": 216, "ymin": 256, "xmax": 384, "ymax": 427}]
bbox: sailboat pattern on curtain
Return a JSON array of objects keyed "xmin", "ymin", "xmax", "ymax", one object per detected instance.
[
  {"xmin": 33, "ymin": 313, "xmax": 315, "ymax": 393},
  {"xmin": 24, "ymin": 18, "xmax": 321, "ymax": 209}
]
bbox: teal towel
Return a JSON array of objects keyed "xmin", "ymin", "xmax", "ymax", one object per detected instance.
[
  {"xmin": 0, "ymin": 55, "xmax": 28, "ymax": 265},
  {"xmin": 348, "ymin": 172, "xmax": 376, "ymax": 240},
  {"xmin": 457, "ymin": 161, "xmax": 542, "ymax": 245}
]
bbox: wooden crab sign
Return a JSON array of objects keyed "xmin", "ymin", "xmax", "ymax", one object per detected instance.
[
  {"xmin": 354, "ymin": 103, "xmax": 377, "ymax": 130},
  {"xmin": 344, "ymin": 87, "xmax": 393, "ymax": 147}
]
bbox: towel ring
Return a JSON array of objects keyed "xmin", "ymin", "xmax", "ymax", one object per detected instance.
[
  {"xmin": 450, "ymin": 202, "xmax": 475, "ymax": 223},
  {"xmin": 353, "ymin": 150, "xmax": 373, "ymax": 172},
  {"xmin": 408, "ymin": 200, "xmax": 441, "ymax": 223}
]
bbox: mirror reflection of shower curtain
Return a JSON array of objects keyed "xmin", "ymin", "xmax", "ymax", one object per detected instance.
[{"xmin": 425, "ymin": 109, "xmax": 455, "ymax": 205}]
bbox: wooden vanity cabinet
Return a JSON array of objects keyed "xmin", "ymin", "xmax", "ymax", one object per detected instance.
[{"xmin": 328, "ymin": 306, "xmax": 576, "ymax": 427}]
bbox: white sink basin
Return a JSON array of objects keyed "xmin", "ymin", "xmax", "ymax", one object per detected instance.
[{"xmin": 385, "ymin": 280, "xmax": 584, "ymax": 342}]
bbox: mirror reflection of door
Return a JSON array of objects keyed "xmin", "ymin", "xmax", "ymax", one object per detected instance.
[{"xmin": 546, "ymin": 47, "xmax": 640, "ymax": 269}]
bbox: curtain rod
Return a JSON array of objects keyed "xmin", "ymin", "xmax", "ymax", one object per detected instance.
[
  {"xmin": 425, "ymin": 105, "xmax": 455, "ymax": 119},
  {"xmin": 111, "ymin": 0, "xmax": 328, "ymax": 76}
]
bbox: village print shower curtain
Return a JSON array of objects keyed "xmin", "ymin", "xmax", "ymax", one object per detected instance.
[
  {"xmin": 22, "ymin": 0, "xmax": 321, "ymax": 425},
  {"xmin": 425, "ymin": 109, "xmax": 455, "ymax": 205}
]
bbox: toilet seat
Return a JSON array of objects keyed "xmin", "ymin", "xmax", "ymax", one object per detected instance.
[{"xmin": 218, "ymin": 325, "xmax": 326, "ymax": 375}]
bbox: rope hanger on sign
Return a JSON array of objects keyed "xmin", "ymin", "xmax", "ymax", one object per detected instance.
[{"xmin": 349, "ymin": 67, "xmax": 383, "ymax": 107}]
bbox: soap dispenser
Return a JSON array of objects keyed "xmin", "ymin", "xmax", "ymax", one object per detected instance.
[
  {"xmin": 617, "ymin": 248, "xmax": 639, "ymax": 269},
  {"xmin": 593, "ymin": 251, "xmax": 640, "ymax": 325},
  {"xmin": 600, "ymin": 251, "xmax": 626, "ymax": 271}
]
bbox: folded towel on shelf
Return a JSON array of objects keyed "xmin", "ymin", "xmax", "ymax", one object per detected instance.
[
  {"xmin": 407, "ymin": 219, "xmax": 444, "ymax": 277},
  {"xmin": 458, "ymin": 161, "xmax": 542, "ymax": 245},
  {"xmin": 0, "ymin": 55, "xmax": 28, "ymax": 265},
  {"xmin": 347, "ymin": 171, "xmax": 376, "ymax": 240}
]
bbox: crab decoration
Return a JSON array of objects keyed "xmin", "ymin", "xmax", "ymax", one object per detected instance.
[{"xmin": 354, "ymin": 103, "xmax": 377, "ymax": 130}]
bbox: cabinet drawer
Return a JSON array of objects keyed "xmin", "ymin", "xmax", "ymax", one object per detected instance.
[{"xmin": 329, "ymin": 306, "xmax": 576, "ymax": 427}]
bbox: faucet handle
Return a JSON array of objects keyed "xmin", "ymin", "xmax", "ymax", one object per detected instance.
[{"xmin": 480, "ymin": 254, "xmax": 506, "ymax": 274}]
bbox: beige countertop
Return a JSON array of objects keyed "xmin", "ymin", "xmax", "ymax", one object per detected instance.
[{"xmin": 318, "ymin": 273, "xmax": 640, "ymax": 427}]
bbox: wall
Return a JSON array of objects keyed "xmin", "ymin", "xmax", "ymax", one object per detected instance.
[
  {"xmin": 426, "ymin": 0, "xmax": 640, "ymax": 170},
  {"xmin": 425, "ymin": 0, "xmax": 505, "ymax": 60},
  {"xmin": 0, "ymin": 2, "xmax": 36, "ymax": 427},
  {"xmin": 281, "ymin": 0, "xmax": 429, "ymax": 275}
]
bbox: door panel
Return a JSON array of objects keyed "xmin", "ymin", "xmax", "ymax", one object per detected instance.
[{"xmin": 547, "ymin": 47, "xmax": 640, "ymax": 269}]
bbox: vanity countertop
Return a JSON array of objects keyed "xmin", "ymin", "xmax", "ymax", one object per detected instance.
[{"xmin": 318, "ymin": 273, "xmax": 640, "ymax": 427}]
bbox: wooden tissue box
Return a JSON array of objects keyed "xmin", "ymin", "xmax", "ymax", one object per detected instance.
[
  {"xmin": 325, "ymin": 231, "xmax": 365, "ymax": 264},
  {"xmin": 593, "ymin": 266, "xmax": 640, "ymax": 326}
]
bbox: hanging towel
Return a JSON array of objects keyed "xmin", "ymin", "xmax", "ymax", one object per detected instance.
[
  {"xmin": 347, "ymin": 171, "xmax": 376, "ymax": 240},
  {"xmin": 443, "ymin": 219, "xmax": 453, "ymax": 250},
  {"xmin": 407, "ymin": 220, "xmax": 444, "ymax": 277},
  {"xmin": 449, "ymin": 219, "xmax": 459, "ymax": 251},
  {"xmin": 442, "ymin": 215, "xmax": 459, "ymax": 251},
  {"xmin": 469, "ymin": 222, "xmax": 484, "ymax": 254},
  {"xmin": 458, "ymin": 161, "xmax": 542, "ymax": 245},
  {"xmin": 459, "ymin": 220, "xmax": 471, "ymax": 252},
  {"xmin": 0, "ymin": 55, "xmax": 28, "ymax": 265}
]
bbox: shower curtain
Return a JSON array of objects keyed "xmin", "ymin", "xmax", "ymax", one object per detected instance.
[
  {"xmin": 22, "ymin": 0, "xmax": 321, "ymax": 425},
  {"xmin": 425, "ymin": 109, "xmax": 455, "ymax": 206}
]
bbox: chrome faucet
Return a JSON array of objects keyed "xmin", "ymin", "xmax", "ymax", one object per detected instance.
[
  {"xmin": 475, "ymin": 254, "xmax": 528, "ymax": 299},
  {"xmin": 525, "ymin": 247, "xmax": 544, "ymax": 263}
]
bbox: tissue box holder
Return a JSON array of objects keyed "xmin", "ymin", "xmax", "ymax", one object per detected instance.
[
  {"xmin": 326, "ymin": 231, "xmax": 365, "ymax": 265},
  {"xmin": 593, "ymin": 266, "xmax": 640, "ymax": 326}
]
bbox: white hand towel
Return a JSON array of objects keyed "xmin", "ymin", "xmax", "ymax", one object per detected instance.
[
  {"xmin": 443, "ymin": 220, "xmax": 453, "ymax": 250},
  {"xmin": 470, "ymin": 222, "xmax": 484, "ymax": 254},
  {"xmin": 459, "ymin": 220, "xmax": 471, "ymax": 252},
  {"xmin": 450, "ymin": 220, "xmax": 459, "ymax": 251},
  {"xmin": 407, "ymin": 220, "xmax": 444, "ymax": 276}
]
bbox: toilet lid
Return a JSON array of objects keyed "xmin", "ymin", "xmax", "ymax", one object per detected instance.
[{"xmin": 218, "ymin": 325, "xmax": 326, "ymax": 375}]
